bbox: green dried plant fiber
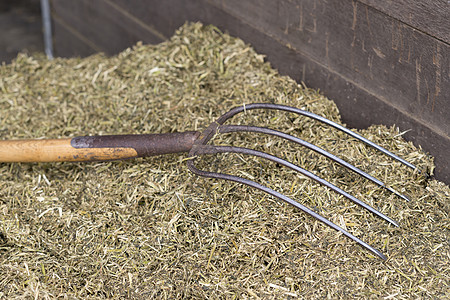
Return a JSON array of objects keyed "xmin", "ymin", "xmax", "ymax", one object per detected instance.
[{"xmin": 0, "ymin": 23, "xmax": 448, "ymax": 299}]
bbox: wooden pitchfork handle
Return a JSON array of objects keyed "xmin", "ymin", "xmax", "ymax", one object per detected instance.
[{"xmin": 0, "ymin": 132, "xmax": 200, "ymax": 162}]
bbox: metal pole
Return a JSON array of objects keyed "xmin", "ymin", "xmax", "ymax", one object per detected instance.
[{"xmin": 40, "ymin": 0, "xmax": 54, "ymax": 59}]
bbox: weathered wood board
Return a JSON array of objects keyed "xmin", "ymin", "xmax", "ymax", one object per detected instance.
[{"xmin": 50, "ymin": 0, "xmax": 450, "ymax": 183}]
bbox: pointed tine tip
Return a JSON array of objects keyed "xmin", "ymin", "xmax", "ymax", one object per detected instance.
[
  {"xmin": 356, "ymin": 238, "xmax": 388, "ymax": 261},
  {"xmin": 386, "ymin": 186, "xmax": 411, "ymax": 202},
  {"xmin": 378, "ymin": 213, "xmax": 399, "ymax": 227},
  {"xmin": 390, "ymin": 219, "xmax": 400, "ymax": 227},
  {"xmin": 399, "ymin": 193, "xmax": 411, "ymax": 202},
  {"xmin": 373, "ymin": 249, "xmax": 388, "ymax": 261}
]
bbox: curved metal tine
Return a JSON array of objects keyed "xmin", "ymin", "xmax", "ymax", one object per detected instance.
[
  {"xmin": 216, "ymin": 103, "xmax": 417, "ymax": 171},
  {"xmin": 187, "ymin": 148, "xmax": 388, "ymax": 260},
  {"xmin": 219, "ymin": 125, "xmax": 410, "ymax": 202},
  {"xmin": 194, "ymin": 144, "xmax": 398, "ymax": 227}
]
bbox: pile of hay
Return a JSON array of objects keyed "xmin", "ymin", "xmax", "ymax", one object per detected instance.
[{"xmin": 0, "ymin": 23, "xmax": 448, "ymax": 299}]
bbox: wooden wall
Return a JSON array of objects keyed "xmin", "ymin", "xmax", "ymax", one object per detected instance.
[{"xmin": 50, "ymin": 0, "xmax": 450, "ymax": 184}]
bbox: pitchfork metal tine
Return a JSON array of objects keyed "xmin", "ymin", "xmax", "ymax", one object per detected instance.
[
  {"xmin": 191, "ymin": 144, "xmax": 398, "ymax": 226},
  {"xmin": 219, "ymin": 125, "xmax": 410, "ymax": 202},
  {"xmin": 187, "ymin": 146, "xmax": 388, "ymax": 260},
  {"xmin": 187, "ymin": 103, "xmax": 417, "ymax": 260},
  {"xmin": 216, "ymin": 103, "xmax": 418, "ymax": 171}
]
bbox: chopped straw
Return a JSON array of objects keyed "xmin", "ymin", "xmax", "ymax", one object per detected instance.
[{"xmin": 0, "ymin": 23, "xmax": 448, "ymax": 299}]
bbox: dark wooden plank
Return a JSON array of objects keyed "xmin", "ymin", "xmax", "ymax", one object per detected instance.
[
  {"xmin": 0, "ymin": 4, "xmax": 43, "ymax": 63},
  {"xmin": 208, "ymin": 0, "xmax": 449, "ymax": 136},
  {"xmin": 52, "ymin": 14, "xmax": 100, "ymax": 58},
  {"xmin": 358, "ymin": 0, "xmax": 450, "ymax": 43},
  {"xmin": 51, "ymin": 0, "xmax": 166, "ymax": 56},
  {"xmin": 109, "ymin": 0, "xmax": 212, "ymax": 37}
]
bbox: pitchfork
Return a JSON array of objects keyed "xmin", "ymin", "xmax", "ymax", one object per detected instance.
[{"xmin": 0, "ymin": 103, "xmax": 417, "ymax": 260}]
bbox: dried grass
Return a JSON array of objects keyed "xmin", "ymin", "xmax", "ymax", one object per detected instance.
[{"xmin": 0, "ymin": 23, "xmax": 448, "ymax": 299}]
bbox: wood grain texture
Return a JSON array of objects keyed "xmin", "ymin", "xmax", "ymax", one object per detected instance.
[
  {"xmin": 0, "ymin": 138, "xmax": 138, "ymax": 162},
  {"xmin": 51, "ymin": 13, "xmax": 100, "ymax": 57},
  {"xmin": 51, "ymin": 0, "xmax": 166, "ymax": 57},
  {"xmin": 358, "ymin": 0, "xmax": 450, "ymax": 43}
]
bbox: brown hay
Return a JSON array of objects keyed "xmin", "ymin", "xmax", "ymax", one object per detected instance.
[{"xmin": 0, "ymin": 23, "xmax": 448, "ymax": 299}]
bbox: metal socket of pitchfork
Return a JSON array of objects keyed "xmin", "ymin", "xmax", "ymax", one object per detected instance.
[{"xmin": 0, "ymin": 103, "xmax": 419, "ymax": 260}]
